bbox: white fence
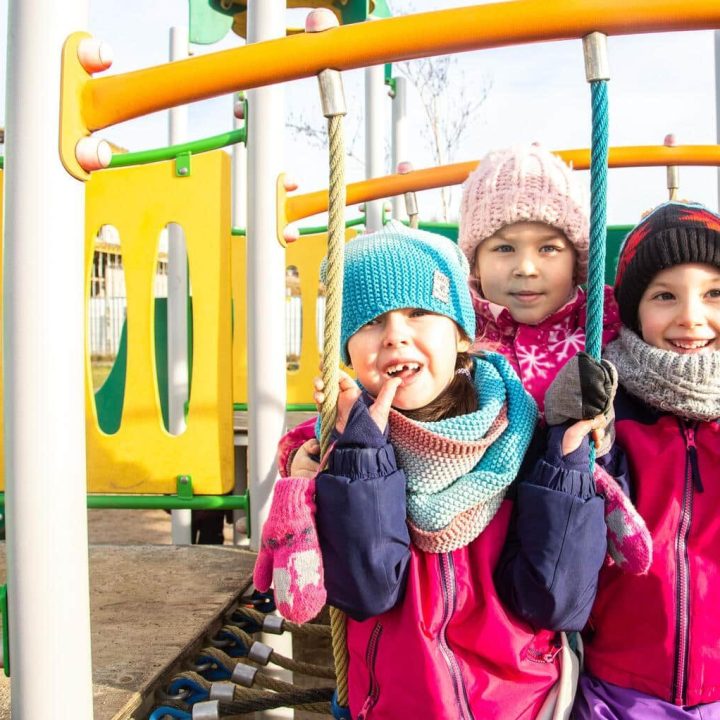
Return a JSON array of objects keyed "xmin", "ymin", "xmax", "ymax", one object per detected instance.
[
  {"xmin": 90, "ymin": 252, "xmax": 322, "ymax": 367},
  {"xmin": 89, "ymin": 251, "xmax": 168, "ymax": 358}
]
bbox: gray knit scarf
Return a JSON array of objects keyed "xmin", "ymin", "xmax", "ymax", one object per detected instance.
[{"xmin": 604, "ymin": 327, "xmax": 720, "ymax": 421}]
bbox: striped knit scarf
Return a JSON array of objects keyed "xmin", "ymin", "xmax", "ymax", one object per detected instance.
[{"xmin": 388, "ymin": 352, "xmax": 537, "ymax": 553}]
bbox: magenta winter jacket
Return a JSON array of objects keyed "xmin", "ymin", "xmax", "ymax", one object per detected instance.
[
  {"xmin": 346, "ymin": 501, "xmax": 561, "ymax": 720},
  {"xmin": 585, "ymin": 388, "xmax": 720, "ymax": 707},
  {"xmin": 471, "ymin": 287, "xmax": 620, "ymax": 414}
]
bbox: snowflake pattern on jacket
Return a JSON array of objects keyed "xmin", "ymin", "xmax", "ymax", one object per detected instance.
[{"xmin": 471, "ymin": 286, "xmax": 620, "ymax": 414}]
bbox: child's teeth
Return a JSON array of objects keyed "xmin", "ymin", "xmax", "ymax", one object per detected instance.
[{"xmin": 387, "ymin": 363, "xmax": 420, "ymax": 375}]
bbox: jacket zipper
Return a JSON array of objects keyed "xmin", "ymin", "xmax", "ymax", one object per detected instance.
[
  {"xmin": 438, "ymin": 553, "xmax": 474, "ymax": 720},
  {"xmin": 672, "ymin": 420, "xmax": 700, "ymax": 705},
  {"xmin": 357, "ymin": 622, "xmax": 383, "ymax": 720}
]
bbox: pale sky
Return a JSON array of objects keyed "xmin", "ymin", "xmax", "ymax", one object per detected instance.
[{"xmin": 1, "ymin": 1, "xmax": 719, "ymax": 225}]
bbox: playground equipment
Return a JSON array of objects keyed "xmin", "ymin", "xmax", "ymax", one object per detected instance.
[{"xmin": 2, "ymin": 0, "xmax": 720, "ymax": 717}]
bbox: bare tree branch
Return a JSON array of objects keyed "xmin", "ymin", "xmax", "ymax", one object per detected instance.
[{"xmin": 396, "ymin": 54, "xmax": 491, "ymax": 220}]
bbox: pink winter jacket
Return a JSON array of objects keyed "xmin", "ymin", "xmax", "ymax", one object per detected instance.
[
  {"xmin": 585, "ymin": 388, "xmax": 720, "ymax": 706},
  {"xmin": 346, "ymin": 501, "xmax": 561, "ymax": 720},
  {"xmin": 472, "ymin": 287, "xmax": 620, "ymax": 414}
]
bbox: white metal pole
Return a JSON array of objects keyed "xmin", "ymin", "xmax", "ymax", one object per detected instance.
[
  {"xmin": 232, "ymin": 97, "xmax": 248, "ymax": 547},
  {"xmin": 715, "ymin": 31, "xmax": 720, "ymax": 212},
  {"xmin": 167, "ymin": 26, "xmax": 193, "ymax": 544},
  {"xmin": 364, "ymin": 61, "xmax": 386, "ymax": 231},
  {"xmin": 391, "ymin": 75, "xmax": 408, "ymax": 220},
  {"xmin": 233, "ymin": 98, "xmax": 248, "ymax": 230},
  {"xmin": 247, "ymin": 4, "xmax": 293, "ymax": 715},
  {"xmin": 246, "ymin": 0, "xmax": 286, "ymax": 554},
  {"xmin": 5, "ymin": 0, "xmax": 95, "ymax": 717}
]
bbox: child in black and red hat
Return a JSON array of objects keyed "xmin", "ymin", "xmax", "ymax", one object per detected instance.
[{"xmin": 552, "ymin": 201, "xmax": 720, "ymax": 719}]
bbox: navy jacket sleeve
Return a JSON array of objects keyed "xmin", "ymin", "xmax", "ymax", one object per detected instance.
[
  {"xmin": 315, "ymin": 397, "xmax": 411, "ymax": 621},
  {"xmin": 495, "ymin": 425, "xmax": 608, "ymax": 632}
]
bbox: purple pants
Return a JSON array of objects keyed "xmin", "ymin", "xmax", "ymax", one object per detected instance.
[{"xmin": 573, "ymin": 674, "xmax": 720, "ymax": 720}]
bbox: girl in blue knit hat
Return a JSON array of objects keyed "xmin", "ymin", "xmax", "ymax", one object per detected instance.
[{"xmin": 255, "ymin": 221, "xmax": 618, "ymax": 720}]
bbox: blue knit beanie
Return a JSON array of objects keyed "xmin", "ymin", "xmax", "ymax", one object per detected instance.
[{"xmin": 321, "ymin": 221, "xmax": 476, "ymax": 364}]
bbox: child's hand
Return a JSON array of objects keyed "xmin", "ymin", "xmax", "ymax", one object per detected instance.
[
  {"xmin": 561, "ymin": 414, "xmax": 607, "ymax": 456},
  {"xmin": 313, "ymin": 370, "xmax": 361, "ymax": 433},
  {"xmin": 289, "ymin": 438, "xmax": 321, "ymax": 478},
  {"xmin": 313, "ymin": 371, "xmax": 401, "ymax": 434},
  {"xmin": 545, "ymin": 352, "xmax": 617, "ymax": 424}
]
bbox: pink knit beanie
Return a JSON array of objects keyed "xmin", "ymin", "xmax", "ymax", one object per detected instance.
[{"xmin": 458, "ymin": 144, "xmax": 589, "ymax": 283}]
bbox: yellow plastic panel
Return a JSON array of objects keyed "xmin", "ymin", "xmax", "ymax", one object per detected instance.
[
  {"xmin": 232, "ymin": 228, "xmax": 357, "ymax": 406},
  {"xmin": 231, "ymin": 232, "xmax": 248, "ymax": 404},
  {"xmin": 85, "ymin": 152, "xmax": 233, "ymax": 494}
]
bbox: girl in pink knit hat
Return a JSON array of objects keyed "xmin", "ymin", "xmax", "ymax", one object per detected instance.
[{"xmin": 458, "ymin": 143, "xmax": 620, "ymax": 414}]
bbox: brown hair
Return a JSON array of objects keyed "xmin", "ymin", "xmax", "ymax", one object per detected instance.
[{"xmin": 402, "ymin": 345, "xmax": 477, "ymax": 423}]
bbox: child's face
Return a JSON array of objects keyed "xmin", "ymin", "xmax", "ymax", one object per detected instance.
[
  {"xmin": 474, "ymin": 222, "xmax": 576, "ymax": 324},
  {"xmin": 637, "ymin": 263, "xmax": 720, "ymax": 354},
  {"xmin": 347, "ymin": 309, "xmax": 470, "ymax": 410}
]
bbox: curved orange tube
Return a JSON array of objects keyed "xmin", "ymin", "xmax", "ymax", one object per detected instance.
[
  {"xmin": 285, "ymin": 145, "xmax": 720, "ymax": 222},
  {"xmin": 82, "ymin": 0, "xmax": 720, "ymax": 131}
]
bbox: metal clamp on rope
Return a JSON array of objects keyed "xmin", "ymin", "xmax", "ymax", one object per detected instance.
[
  {"xmin": 231, "ymin": 662, "xmax": 258, "ymax": 687},
  {"xmin": 306, "ymin": 9, "xmax": 347, "ymax": 119},
  {"xmin": 208, "ymin": 682, "xmax": 235, "ymax": 703},
  {"xmin": 317, "ymin": 70, "xmax": 347, "ymax": 118},
  {"xmin": 247, "ymin": 640, "xmax": 273, "ymax": 666},
  {"xmin": 583, "ymin": 32, "xmax": 610, "ymax": 82},
  {"xmin": 192, "ymin": 700, "xmax": 220, "ymax": 720},
  {"xmin": 262, "ymin": 614, "xmax": 284, "ymax": 635}
]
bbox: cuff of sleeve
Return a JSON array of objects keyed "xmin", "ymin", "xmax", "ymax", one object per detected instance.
[
  {"xmin": 531, "ymin": 459, "xmax": 596, "ymax": 500},
  {"xmin": 328, "ymin": 443, "xmax": 399, "ymax": 479},
  {"xmin": 335, "ymin": 398, "xmax": 389, "ymax": 449},
  {"xmin": 545, "ymin": 424, "xmax": 591, "ymax": 472}
]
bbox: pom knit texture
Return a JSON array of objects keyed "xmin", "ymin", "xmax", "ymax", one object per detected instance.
[{"xmin": 458, "ymin": 144, "xmax": 589, "ymax": 283}]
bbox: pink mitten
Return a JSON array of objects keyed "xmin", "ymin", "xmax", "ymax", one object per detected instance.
[
  {"xmin": 253, "ymin": 476, "xmax": 326, "ymax": 623},
  {"xmin": 594, "ymin": 465, "xmax": 652, "ymax": 575},
  {"xmin": 277, "ymin": 418, "xmax": 317, "ymax": 477}
]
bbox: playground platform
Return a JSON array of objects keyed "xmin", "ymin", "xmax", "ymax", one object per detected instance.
[{"xmin": 0, "ymin": 544, "xmax": 257, "ymax": 719}]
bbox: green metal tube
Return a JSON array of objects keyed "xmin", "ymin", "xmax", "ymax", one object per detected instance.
[
  {"xmin": 234, "ymin": 403, "xmax": 315, "ymax": 412},
  {"xmin": 0, "ymin": 492, "xmax": 248, "ymax": 511},
  {"xmin": 231, "ymin": 216, "xmax": 365, "ymax": 237},
  {"xmin": 108, "ymin": 128, "xmax": 246, "ymax": 169}
]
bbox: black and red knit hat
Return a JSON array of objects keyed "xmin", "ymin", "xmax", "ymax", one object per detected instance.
[{"xmin": 615, "ymin": 201, "xmax": 720, "ymax": 333}]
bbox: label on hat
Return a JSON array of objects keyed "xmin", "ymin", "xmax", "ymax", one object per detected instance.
[{"xmin": 432, "ymin": 270, "xmax": 450, "ymax": 303}]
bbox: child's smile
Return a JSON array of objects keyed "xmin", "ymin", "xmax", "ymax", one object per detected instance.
[{"xmin": 347, "ymin": 309, "xmax": 470, "ymax": 410}]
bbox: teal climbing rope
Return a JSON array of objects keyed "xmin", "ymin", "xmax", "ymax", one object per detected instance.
[{"xmin": 586, "ymin": 79, "xmax": 609, "ymax": 360}]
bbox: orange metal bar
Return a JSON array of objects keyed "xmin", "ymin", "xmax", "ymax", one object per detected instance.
[
  {"xmin": 81, "ymin": 0, "xmax": 720, "ymax": 131},
  {"xmin": 285, "ymin": 145, "xmax": 720, "ymax": 222}
]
